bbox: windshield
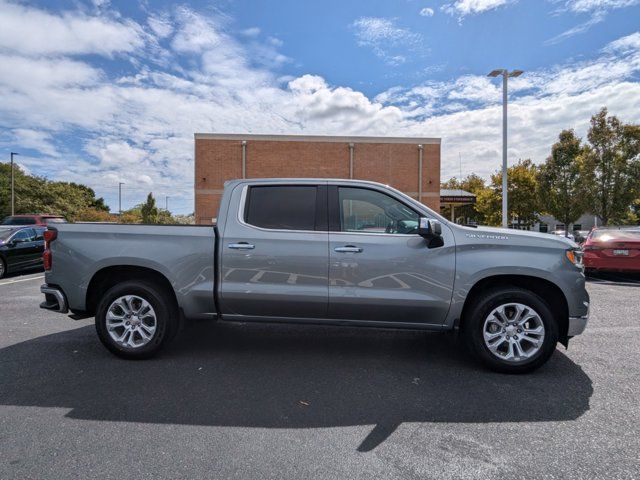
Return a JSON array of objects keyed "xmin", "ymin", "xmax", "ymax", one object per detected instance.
[{"xmin": 1, "ymin": 216, "xmax": 37, "ymax": 225}]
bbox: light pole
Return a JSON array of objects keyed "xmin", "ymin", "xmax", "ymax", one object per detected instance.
[
  {"xmin": 10, "ymin": 152, "xmax": 18, "ymax": 216},
  {"xmin": 118, "ymin": 182, "xmax": 125, "ymax": 215},
  {"xmin": 165, "ymin": 196, "xmax": 169, "ymax": 212},
  {"xmin": 488, "ymin": 69, "xmax": 523, "ymax": 228}
]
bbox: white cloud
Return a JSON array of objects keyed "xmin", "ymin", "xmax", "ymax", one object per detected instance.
[
  {"xmin": 352, "ymin": 17, "xmax": 422, "ymax": 65},
  {"xmin": 419, "ymin": 7, "xmax": 435, "ymax": 16},
  {"xmin": 86, "ymin": 141, "xmax": 148, "ymax": 169},
  {"xmin": 0, "ymin": 55, "xmax": 101, "ymax": 89},
  {"xmin": 448, "ymin": 75, "xmax": 503, "ymax": 103},
  {"xmin": 170, "ymin": 7, "xmax": 225, "ymax": 53},
  {"xmin": 0, "ymin": 0, "xmax": 144, "ymax": 56},
  {"xmin": 442, "ymin": 0, "xmax": 515, "ymax": 18},
  {"xmin": 11, "ymin": 129, "xmax": 60, "ymax": 157},
  {"xmin": 563, "ymin": 0, "xmax": 640, "ymax": 13},
  {"xmin": 241, "ymin": 27, "xmax": 261, "ymax": 37},
  {"xmin": 352, "ymin": 17, "xmax": 419, "ymax": 45},
  {"xmin": 147, "ymin": 14, "xmax": 173, "ymax": 39},
  {"xmin": 604, "ymin": 31, "xmax": 640, "ymax": 52},
  {"xmin": 286, "ymin": 75, "xmax": 404, "ymax": 130},
  {"xmin": 547, "ymin": 0, "xmax": 640, "ymax": 43}
]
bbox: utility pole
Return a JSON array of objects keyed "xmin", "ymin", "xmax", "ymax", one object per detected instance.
[
  {"xmin": 10, "ymin": 152, "xmax": 18, "ymax": 215},
  {"xmin": 165, "ymin": 196, "xmax": 169, "ymax": 212},
  {"xmin": 488, "ymin": 69, "xmax": 524, "ymax": 228},
  {"xmin": 118, "ymin": 182, "xmax": 124, "ymax": 216}
]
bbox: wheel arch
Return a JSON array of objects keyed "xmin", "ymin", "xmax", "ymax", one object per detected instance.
[
  {"xmin": 459, "ymin": 274, "xmax": 570, "ymax": 346},
  {"xmin": 86, "ymin": 265, "xmax": 178, "ymax": 316}
]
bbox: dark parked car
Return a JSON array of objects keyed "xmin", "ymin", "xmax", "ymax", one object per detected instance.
[
  {"xmin": 1, "ymin": 214, "xmax": 66, "ymax": 226},
  {"xmin": 0, "ymin": 226, "xmax": 46, "ymax": 278}
]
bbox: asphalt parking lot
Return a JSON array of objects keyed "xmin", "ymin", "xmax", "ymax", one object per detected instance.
[{"xmin": 1, "ymin": 271, "xmax": 639, "ymax": 480}]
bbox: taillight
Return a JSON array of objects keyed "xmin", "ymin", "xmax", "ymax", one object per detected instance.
[
  {"xmin": 43, "ymin": 229, "xmax": 57, "ymax": 271},
  {"xmin": 43, "ymin": 249, "xmax": 52, "ymax": 271},
  {"xmin": 43, "ymin": 229, "xmax": 57, "ymax": 248}
]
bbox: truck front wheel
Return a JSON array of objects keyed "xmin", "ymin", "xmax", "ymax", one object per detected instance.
[
  {"xmin": 95, "ymin": 281, "xmax": 178, "ymax": 359},
  {"xmin": 462, "ymin": 287, "xmax": 559, "ymax": 374}
]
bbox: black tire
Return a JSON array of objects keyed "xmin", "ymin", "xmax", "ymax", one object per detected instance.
[
  {"xmin": 462, "ymin": 287, "xmax": 559, "ymax": 374},
  {"xmin": 0, "ymin": 257, "xmax": 6, "ymax": 279},
  {"xmin": 95, "ymin": 280, "xmax": 179, "ymax": 359}
]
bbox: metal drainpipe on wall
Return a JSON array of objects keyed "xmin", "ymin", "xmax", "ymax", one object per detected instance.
[
  {"xmin": 418, "ymin": 144, "xmax": 423, "ymax": 204},
  {"xmin": 241, "ymin": 140, "xmax": 247, "ymax": 179},
  {"xmin": 349, "ymin": 143, "xmax": 354, "ymax": 179}
]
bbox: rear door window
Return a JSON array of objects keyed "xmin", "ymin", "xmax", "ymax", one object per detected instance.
[{"xmin": 245, "ymin": 186, "xmax": 319, "ymax": 231}]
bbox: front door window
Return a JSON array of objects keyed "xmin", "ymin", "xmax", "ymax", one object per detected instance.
[{"xmin": 338, "ymin": 187, "xmax": 419, "ymax": 235}]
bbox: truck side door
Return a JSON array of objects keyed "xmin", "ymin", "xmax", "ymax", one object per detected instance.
[
  {"xmin": 328, "ymin": 185, "xmax": 455, "ymax": 325},
  {"xmin": 220, "ymin": 183, "xmax": 329, "ymax": 320}
]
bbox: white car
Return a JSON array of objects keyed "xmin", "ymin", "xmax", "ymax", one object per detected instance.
[{"xmin": 552, "ymin": 230, "xmax": 575, "ymax": 241}]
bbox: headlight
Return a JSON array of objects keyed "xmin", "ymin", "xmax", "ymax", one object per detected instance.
[{"xmin": 566, "ymin": 249, "xmax": 584, "ymax": 269}]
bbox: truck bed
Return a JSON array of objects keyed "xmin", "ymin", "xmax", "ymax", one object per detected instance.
[{"xmin": 46, "ymin": 223, "xmax": 217, "ymax": 319}]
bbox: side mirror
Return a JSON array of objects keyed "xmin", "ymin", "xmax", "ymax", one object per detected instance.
[
  {"xmin": 418, "ymin": 217, "xmax": 442, "ymax": 238},
  {"xmin": 418, "ymin": 217, "xmax": 444, "ymax": 248}
]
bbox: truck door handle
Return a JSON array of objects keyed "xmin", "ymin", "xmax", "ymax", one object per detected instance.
[
  {"xmin": 334, "ymin": 245, "xmax": 363, "ymax": 253},
  {"xmin": 228, "ymin": 242, "xmax": 255, "ymax": 250}
]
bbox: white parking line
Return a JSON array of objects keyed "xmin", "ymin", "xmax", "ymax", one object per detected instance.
[
  {"xmin": 0, "ymin": 275, "xmax": 44, "ymax": 286},
  {"xmin": 588, "ymin": 279, "xmax": 640, "ymax": 287}
]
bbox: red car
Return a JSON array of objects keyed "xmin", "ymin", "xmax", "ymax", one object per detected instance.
[
  {"xmin": 583, "ymin": 227, "xmax": 640, "ymax": 273},
  {"xmin": 1, "ymin": 214, "xmax": 66, "ymax": 226}
]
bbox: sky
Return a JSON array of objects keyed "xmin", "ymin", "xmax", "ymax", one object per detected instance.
[{"xmin": 1, "ymin": 0, "xmax": 639, "ymax": 215}]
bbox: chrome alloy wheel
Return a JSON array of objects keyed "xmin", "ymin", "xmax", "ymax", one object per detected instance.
[
  {"xmin": 106, "ymin": 295, "xmax": 157, "ymax": 349},
  {"xmin": 482, "ymin": 302, "xmax": 545, "ymax": 363}
]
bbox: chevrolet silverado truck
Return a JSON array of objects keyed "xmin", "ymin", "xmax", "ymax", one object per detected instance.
[{"xmin": 39, "ymin": 179, "xmax": 589, "ymax": 373}]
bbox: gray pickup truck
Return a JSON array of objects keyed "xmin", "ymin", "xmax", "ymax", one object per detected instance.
[{"xmin": 40, "ymin": 179, "xmax": 589, "ymax": 373}]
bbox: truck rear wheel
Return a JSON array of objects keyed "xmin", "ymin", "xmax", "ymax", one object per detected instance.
[
  {"xmin": 462, "ymin": 287, "xmax": 559, "ymax": 374},
  {"xmin": 95, "ymin": 281, "xmax": 178, "ymax": 359}
]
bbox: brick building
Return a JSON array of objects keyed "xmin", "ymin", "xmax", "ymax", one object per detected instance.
[{"xmin": 194, "ymin": 133, "xmax": 441, "ymax": 225}]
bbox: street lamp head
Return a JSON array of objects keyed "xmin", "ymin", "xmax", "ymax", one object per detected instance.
[
  {"xmin": 509, "ymin": 69, "xmax": 524, "ymax": 78},
  {"xmin": 488, "ymin": 69, "xmax": 505, "ymax": 77}
]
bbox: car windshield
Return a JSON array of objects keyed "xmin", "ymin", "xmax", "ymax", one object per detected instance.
[
  {"xmin": 591, "ymin": 229, "xmax": 640, "ymax": 241},
  {"xmin": 0, "ymin": 228, "xmax": 15, "ymax": 240},
  {"xmin": 1, "ymin": 216, "xmax": 37, "ymax": 225}
]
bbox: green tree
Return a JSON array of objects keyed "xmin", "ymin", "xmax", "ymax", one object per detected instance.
[
  {"xmin": 0, "ymin": 162, "xmax": 110, "ymax": 221},
  {"xmin": 582, "ymin": 108, "xmax": 640, "ymax": 225},
  {"xmin": 140, "ymin": 193, "xmax": 159, "ymax": 224},
  {"xmin": 475, "ymin": 187, "xmax": 501, "ymax": 226},
  {"xmin": 476, "ymin": 159, "xmax": 540, "ymax": 228},
  {"xmin": 538, "ymin": 130, "xmax": 590, "ymax": 236}
]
